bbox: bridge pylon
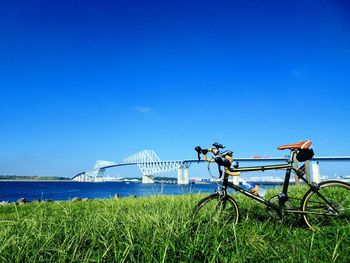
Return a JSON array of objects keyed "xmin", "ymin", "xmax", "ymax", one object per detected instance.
[
  {"xmin": 73, "ymin": 151, "xmax": 195, "ymax": 184},
  {"xmin": 142, "ymin": 175, "xmax": 155, "ymax": 184},
  {"xmin": 177, "ymin": 162, "xmax": 191, "ymax": 184},
  {"xmin": 124, "ymin": 150, "xmax": 188, "ymax": 184}
]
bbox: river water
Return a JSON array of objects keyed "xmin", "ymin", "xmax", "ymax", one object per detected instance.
[
  {"xmin": 0, "ymin": 181, "xmax": 280, "ymax": 202},
  {"xmin": 0, "ymin": 181, "xmax": 218, "ymax": 202}
]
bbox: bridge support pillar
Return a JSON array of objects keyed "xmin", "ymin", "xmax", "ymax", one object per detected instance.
[
  {"xmin": 177, "ymin": 168, "xmax": 189, "ymax": 184},
  {"xmin": 142, "ymin": 175, "xmax": 155, "ymax": 184},
  {"xmin": 177, "ymin": 168, "xmax": 183, "ymax": 184},
  {"xmin": 312, "ymin": 161, "xmax": 321, "ymax": 184},
  {"xmin": 183, "ymin": 168, "xmax": 189, "ymax": 184},
  {"xmin": 95, "ymin": 176, "xmax": 104, "ymax": 182}
]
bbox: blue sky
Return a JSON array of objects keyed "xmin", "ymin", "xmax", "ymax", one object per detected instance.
[{"xmin": 1, "ymin": 0, "xmax": 350, "ymax": 178}]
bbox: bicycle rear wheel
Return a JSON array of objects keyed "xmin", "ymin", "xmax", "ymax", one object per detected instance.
[
  {"xmin": 192, "ymin": 193, "xmax": 239, "ymax": 227},
  {"xmin": 301, "ymin": 180, "xmax": 350, "ymax": 230}
]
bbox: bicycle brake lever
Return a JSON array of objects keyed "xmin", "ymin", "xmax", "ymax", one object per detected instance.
[
  {"xmin": 214, "ymin": 157, "xmax": 224, "ymax": 178},
  {"xmin": 218, "ymin": 166, "xmax": 223, "ymax": 178},
  {"xmin": 194, "ymin": 146, "xmax": 202, "ymax": 163}
]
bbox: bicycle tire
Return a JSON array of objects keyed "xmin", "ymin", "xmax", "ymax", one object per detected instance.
[
  {"xmin": 192, "ymin": 193, "xmax": 240, "ymax": 227},
  {"xmin": 301, "ymin": 180, "xmax": 350, "ymax": 230}
]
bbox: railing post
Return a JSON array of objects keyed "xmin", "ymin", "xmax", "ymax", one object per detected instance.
[
  {"xmin": 233, "ymin": 175, "xmax": 240, "ymax": 186},
  {"xmin": 305, "ymin": 160, "xmax": 311, "ymax": 182},
  {"xmin": 312, "ymin": 161, "xmax": 321, "ymax": 184}
]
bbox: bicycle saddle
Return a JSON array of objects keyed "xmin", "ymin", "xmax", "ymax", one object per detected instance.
[{"xmin": 277, "ymin": 140, "xmax": 312, "ymax": 150}]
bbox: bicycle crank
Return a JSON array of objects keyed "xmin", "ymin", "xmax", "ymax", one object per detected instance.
[{"xmin": 266, "ymin": 195, "xmax": 293, "ymax": 220}]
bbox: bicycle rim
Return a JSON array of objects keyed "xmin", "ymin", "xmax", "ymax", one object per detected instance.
[
  {"xmin": 301, "ymin": 181, "xmax": 350, "ymax": 230},
  {"xmin": 192, "ymin": 193, "xmax": 239, "ymax": 228}
]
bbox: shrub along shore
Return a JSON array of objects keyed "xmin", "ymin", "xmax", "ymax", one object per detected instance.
[{"xmin": 0, "ymin": 187, "xmax": 349, "ymax": 262}]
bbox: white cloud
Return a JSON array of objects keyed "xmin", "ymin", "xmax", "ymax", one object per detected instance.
[
  {"xmin": 135, "ymin": 106, "xmax": 151, "ymax": 113},
  {"xmin": 291, "ymin": 70, "xmax": 302, "ymax": 77}
]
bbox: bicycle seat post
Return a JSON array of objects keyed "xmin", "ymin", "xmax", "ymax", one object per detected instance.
[
  {"xmin": 278, "ymin": 150, "xmax": 298, "ymax": 199},
  {"xmin": 289, "ymin": 149, "xmax": 298, "ymax": 163}
]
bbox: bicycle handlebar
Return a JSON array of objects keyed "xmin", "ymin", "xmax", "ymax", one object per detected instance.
[
  {"xmin": 212, "ymin": 142, "xmax": 225, "ymax": 149},
  {"xmin": 194, "ymin": 143, "xmax": 238, "ymax": 178}
]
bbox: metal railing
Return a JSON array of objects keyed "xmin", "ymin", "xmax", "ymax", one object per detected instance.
[{"xmin": 72, "ymin": 155, "xmax": 350, "ymax": 183}]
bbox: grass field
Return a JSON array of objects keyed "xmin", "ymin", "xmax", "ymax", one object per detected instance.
[{"xmin": 0, "ymin": 186, "xmax": 349, "ymax": 262}]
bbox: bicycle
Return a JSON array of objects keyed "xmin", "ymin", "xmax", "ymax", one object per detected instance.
[{"xmin": 192, "ymin": 140, "xmax": 350, "ymax": 230}]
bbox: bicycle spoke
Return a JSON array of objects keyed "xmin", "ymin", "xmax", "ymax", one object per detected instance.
[
  {"xmin": 192, "ymin": 193, "xmax": 239, "ymax": 229},
  {"xmin": 302, "ymin": 181, "xmax": 350, "ymax": 229}
]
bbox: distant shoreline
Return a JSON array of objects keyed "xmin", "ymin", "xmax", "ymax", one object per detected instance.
[
  {"xmin": 0, "ymin": 179, "xmax": 72, "ymax": 182},
  {"xmin": 0, "ymin": 175, "xmax": 70, "ymax": 181}
]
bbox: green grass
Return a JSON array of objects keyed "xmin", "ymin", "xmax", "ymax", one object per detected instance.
[{"xmin": 0, "ymin": 186, "xmax": 349, "ymax": 262}]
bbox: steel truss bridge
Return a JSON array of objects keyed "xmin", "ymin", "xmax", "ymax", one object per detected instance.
[
  {"xmin": 72, "ymin": 150, "xmax": 350, "ymax": 184},
  {"xmin": 72, "ymin": 150, "xmax": 191, "ymax": 184}
]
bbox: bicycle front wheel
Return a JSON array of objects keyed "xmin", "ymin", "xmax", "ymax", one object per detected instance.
[
  {"xmin": 301, "ymin": 180, "xmax": 350, "ymax": 230},
  {"xmin": 192, "ymin": 193, "xmax": 239, "ymax": 227}
]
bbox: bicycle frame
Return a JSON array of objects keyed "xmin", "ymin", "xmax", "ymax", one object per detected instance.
[
  {"xmin": 218, "ymin": 150, "xmax": 320, "ymax": 213},
  {"xmin": 194, "ymin": 143, "xmax": 350, "ymax": 229}
]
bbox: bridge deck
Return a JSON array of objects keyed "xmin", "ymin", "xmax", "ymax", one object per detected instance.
[{"xmin": 72, "ymin": 156, "xmax": 350, "ymax": 180}]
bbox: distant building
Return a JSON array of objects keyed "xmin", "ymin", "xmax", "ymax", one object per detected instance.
[{"xmin": 191, "ymin": 178, "xmax": 211, "ymax": 184}]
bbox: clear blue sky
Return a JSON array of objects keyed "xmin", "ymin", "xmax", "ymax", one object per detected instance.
[{"xmin": 1, "ymin": 0, "xmax": 350, "ymax": 177}]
